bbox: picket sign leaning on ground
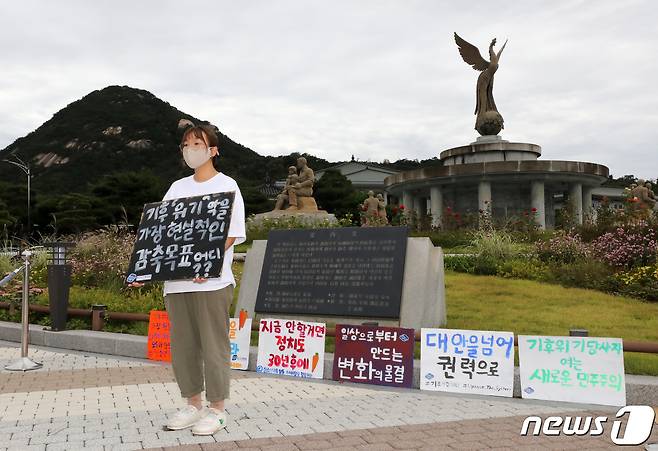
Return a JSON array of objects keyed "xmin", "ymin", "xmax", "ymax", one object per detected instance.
[{"xmin": 145, "ymin": 313, "xmax": 628, "ymax": 407}]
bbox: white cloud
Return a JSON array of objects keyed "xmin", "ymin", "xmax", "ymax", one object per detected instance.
[{"xmin": 1, "ymin": 0, "xmax": 656, "ymax": 178}]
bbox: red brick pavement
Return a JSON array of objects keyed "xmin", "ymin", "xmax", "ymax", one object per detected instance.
[{"xmin": 147, "ymin": 413, "xmax": 658, "ymax": 450}]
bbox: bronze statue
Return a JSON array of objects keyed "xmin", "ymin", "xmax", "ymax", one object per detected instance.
[
  {"xmin": 646, "ymin": 182, "xmax": 656, "ymax": 206},
  {"xmin": 274, "ymin": 157, "xmax": 316, "ymax": 211},
  {"xmin": 274, "ymin": 166, "xmax": 299, "ymax": 207},
  {"xmin": 454, "ymin": 33, "xmax": 508, "ymax": 136},
  {"xmin": 376, "ymin": 193, "xmax": 388, "ymax": 221},
  {"xmin": 629, "ymin": 179, "xmax": 657, "ymax": 210},
  {"xmin": 361, "ymin": 192, "xmax": 389, "ymax": 226},
  {"xmin": 361, "ymin": 191, "xmax": 380, "ymax": 225}
]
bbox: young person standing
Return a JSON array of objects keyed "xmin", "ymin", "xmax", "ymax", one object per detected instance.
[{"xmin": 150, "ymin": 123, "xmax": 245, "ymax": 435}]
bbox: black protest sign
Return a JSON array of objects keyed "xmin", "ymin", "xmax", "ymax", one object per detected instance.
[{"xmin": 125, "ymin": 192, "xmax": 235, "ymax": 283}]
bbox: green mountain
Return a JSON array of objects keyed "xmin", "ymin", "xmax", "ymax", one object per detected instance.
[
  {"xmin": 0, "ymin": 85, "xmax": 335, "ymax": 191},
  {"xmin": 0, "ymin": 85, "xmax": 337, "ymax": 234}
]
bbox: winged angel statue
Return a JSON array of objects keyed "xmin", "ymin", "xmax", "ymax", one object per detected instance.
[{"xmin": 454, "ymin": 33, "xmax": 508, "ymax": 136}]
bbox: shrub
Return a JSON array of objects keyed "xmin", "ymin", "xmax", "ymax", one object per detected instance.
[
  {"xmin": 388, "ymin": 204, "xmax": 407, "ymax": 226},
  {"xmin": 614, "ymin": 264, "xmax": 658, "ymax": 302},
  {"xmin": 503, "ymin": 209, "xmax": 541, "ymax": 240},
  {"xmin": 0, "ymin": 250, "xmax": 49, "ymax": 300},
  {"xmin": 546, "ymin": 260, "xmax": 616, "ymax": 291},
  {"xmin": 578, "ymin": 197, "xmax": 621, "ymax": 242},
  {"xmin": 246, "ymin": 214, "xmax": 355, "ymax": 243},
  {"xmin": 0, "ymin": 253, "xmax": 16, "ymax": 278},
  {"xmin": 497, "ymin": 258, "xmax": 550, "ymax": 282},
  {"xmin": 473, "ymin": 254, "xmax": 499, "ymax": 275},
  {"xmin": 590, "ymin": 222, "xmax": 657, "ymax": 269},
  {"xmin": 420, "ymin": 230, "xmax": 472, "ymax": 249},
  {"xmin": 469, "ymin": 230, "xmax": 523, "ymax": 276},
  {"xmin": 442, "ymin": 206, "xmax": 462, "ymax": 230},
  {"xmin": 69, "ymin": 226, "xmax": 136, "ymax": 289},
  {"xmin": 444, "ymin": 254, "xmax": 476, "ymax": 273},
  {"xmin": 535, "ymin": 232, "xmax": 590, "ymax": 264},
  {"xmin": 471, "ymin": 230, "xmax": 520, "ymax": 261}
]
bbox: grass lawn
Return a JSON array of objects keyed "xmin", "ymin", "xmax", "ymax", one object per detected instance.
[
  {"xmin": 234, "ymin": 264, "xmax": 658, "ymax": 376},
  {"xmin": 445, "ymin": 272, "xmax": 658, "ymax": 376},
  {"xmin": 6, "ymin": 260, "xmax": 656, "ymax": 376}
]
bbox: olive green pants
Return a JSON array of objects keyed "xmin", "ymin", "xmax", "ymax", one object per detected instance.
[{"xmin": 164, "ymin": 286, "xmax": 232, "ymax": 402}]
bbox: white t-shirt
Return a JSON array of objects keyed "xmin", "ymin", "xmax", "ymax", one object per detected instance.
[{"xmin": 161, "ymin": 172, "xmax": 246, "ymax": 295}]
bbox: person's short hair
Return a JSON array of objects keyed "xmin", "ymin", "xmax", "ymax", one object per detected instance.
[
  {"xmin": 297, "ymin": 156, "xmax": 307, "ymax": 165},
  {"xmin": 180, "ymin": 123, "xmax": 219, "ymax": 149},
  {"xmin": 179, "ymin": 123, "xmax": 220, "ymax": 168}
]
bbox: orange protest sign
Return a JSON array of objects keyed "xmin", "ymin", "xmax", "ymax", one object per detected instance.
[{"xmin": 147, "ymin": 310, "xmax": 171, "ymax": 362}]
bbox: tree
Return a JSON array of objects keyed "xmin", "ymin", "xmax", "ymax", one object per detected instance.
[
  {"xmin": 49, "ymin": 193, "xmax": 102, "ymax": 234},
  {"xmin": 240, "ymin": 185, "xmax": 273, "ymax": 216},
  {"xmin": 0, "ymin": 198, "xmax": 15, "ymax": 229},
  {"xmin": 314, "ymin": 170, "xmax": 358, "ymax": 219},
  {"xmin": 90, "ymin": 171, "xmax": 166, "ymax": 227},
  {"xmin": 0, "ymin": 182, "xmax": 28, "ymax": 228},
  {"xmin": 603, "ymin": 174, "xmax": 637, "ymax": 188}
]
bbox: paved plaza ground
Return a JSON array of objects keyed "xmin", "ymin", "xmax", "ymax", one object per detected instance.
[{"xmin": 0, "ymin": 341, "xmax": 656, "ymax": 450}]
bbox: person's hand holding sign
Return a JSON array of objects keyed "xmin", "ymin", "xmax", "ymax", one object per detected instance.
[{"xmin": 193, "ymin": 237, "xmax": 236, "ymax": 283}]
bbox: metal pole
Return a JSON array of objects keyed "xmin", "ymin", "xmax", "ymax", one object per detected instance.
[
  {"xmin": 27, "ymin": 166, "xmax": 31, "ymax": 235},
  {"xmin": 21, "ymin": 256, "xmax": 29, "ymax": 357},
  {"xmin": 5, "ymin": 250, "xmax": 42, "ymax": 371}
]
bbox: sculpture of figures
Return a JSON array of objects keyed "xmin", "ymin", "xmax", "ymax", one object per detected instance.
[
  {"xmin": 360, "ymin": 192, "xmax": 389, "ymax": 226},
  {"xmin": 274, "ymin": 157, "xmax": 316, "ymax": 211},
  {"xmin": 645, "ymin": 181, "xmax": 656, "ymax": 207},
  {"xmin": 376, "ymin": 193, "xmax": 388, "ymax": 222},
  {"xmin": 629, "ymin": 179, "xmax": 656, "ymax": 210},
  {"xmin": 454, "ymin": 33, "xmax": 508, "ymax": 136},
  {"xmin": 275, "ymin": 166, "xmax": 298, "ymax": 206},
  {"xmin": 361, "ymin": 191, "xmax": 380, "ymax": 226}
]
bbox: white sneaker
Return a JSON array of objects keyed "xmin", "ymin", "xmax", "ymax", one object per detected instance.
[
  {"xmin": 191, "ymin": 408, "xmax": 227, "ymax": 435},
  {"xmin": 166, "ymin": 405, "xmax": 204, "ymax": 430}
]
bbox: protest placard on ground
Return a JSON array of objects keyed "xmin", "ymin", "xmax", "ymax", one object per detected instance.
[
  {"xmin": 256, "ymin": 318, "xmax": 326, "ymax": 378},
  {"xmin": 147, "ymin": 310, "xmax": 171, "ymax": 362},
  {"xmin": 229, "ymin": 313, "xmax": 252, "ymax": 370},
  {"xmin": 421, "ymin": 328, "xmax": 515, "ymax": 397},
  {"xmin": 518, "ymin": 335, "xmax": 626, "ymax": 406},
  {"xmin": 333, "ymin": 324, "xmax": 414, "ymax": 388}
]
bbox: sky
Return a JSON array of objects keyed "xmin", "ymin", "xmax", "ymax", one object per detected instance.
[{"xmin": 1, "ymin": 0, "xmax": 657, "ymax": 178}]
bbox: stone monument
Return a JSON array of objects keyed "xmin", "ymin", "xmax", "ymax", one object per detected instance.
[{"xmin": 234, "ymin": 228, "xmax": 446, "ymax": 330}]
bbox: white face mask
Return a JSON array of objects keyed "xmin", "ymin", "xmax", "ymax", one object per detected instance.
[{"xmin": 183, "ymin": 146, "xmax": 212, "ymax": 169}]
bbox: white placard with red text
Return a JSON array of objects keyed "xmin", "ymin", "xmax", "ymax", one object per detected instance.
[{"xmin": 256, "ymin": 318, "xmax": 326, "ymax": 379}]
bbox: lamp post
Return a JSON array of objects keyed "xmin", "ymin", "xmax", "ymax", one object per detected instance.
[
  {"xmin": 44, "ymin": 242, "xmax": 75, "ymax": 331},
  {"xmin": 1, "ymin": 155, "xmax": 31, "ymax": 235}
]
